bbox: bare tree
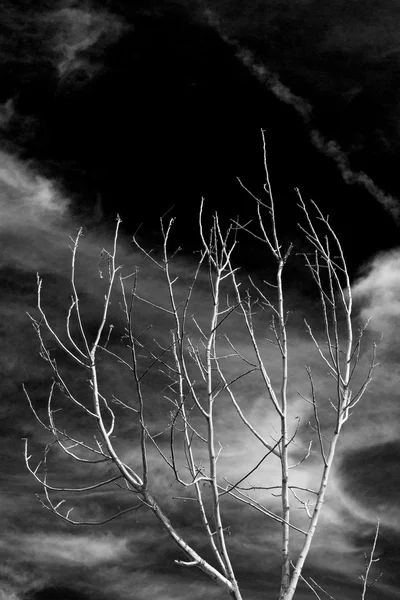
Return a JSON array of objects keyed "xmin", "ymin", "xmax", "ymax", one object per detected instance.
[{"xmin": 23, "ymin": 131, "xmax": 377, "ymax": 600}]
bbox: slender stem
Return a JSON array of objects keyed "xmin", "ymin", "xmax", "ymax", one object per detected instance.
[
  {"xmin": 361, "ymin": 520, "xmax": 381, "ymax": 600},
  {"xmin": 277, "ymin": 261, "xmax": 290, "ymax": 599}
]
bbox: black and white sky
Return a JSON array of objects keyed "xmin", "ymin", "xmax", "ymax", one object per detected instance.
[{"xmin": 2, "ymin": 1, "xmax": 400, "ymax": 599}]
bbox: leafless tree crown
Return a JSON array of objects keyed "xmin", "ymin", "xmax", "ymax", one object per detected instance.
[{"xmin": 24, "ymin": 132, "xmax": 378, "ymax": 600}]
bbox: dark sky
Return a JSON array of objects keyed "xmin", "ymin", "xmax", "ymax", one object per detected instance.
[{"xmin": 1, "ymin": 2, "xmax": 400, "ymax": 600}]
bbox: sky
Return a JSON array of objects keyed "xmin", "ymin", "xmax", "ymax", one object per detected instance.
[{"xmin": 1, "ymin": 1, "xmax": 400, "ymax": 599}]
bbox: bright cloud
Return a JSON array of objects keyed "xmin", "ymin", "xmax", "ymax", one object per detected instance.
[
  {"xmin": 0, "ymin": 150, "xmax": 67, "ymax": 227},
  {"xmin": 353, "ymin": 250, "xmax": 400, "ymax": 335},
  {"xmin": 12, "ymin": 533, "xmax": 129, "ymax": 567}
]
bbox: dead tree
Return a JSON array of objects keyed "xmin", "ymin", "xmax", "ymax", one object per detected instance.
[{"xmin": 24, "ymin": 132, "xmax": 376, "ymax": 599}]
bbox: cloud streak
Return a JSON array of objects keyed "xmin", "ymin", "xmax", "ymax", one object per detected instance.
[
  {"xmin": 196, "ymin": 5, "xmax": 400, "ymax": 220},
  {"xmin": 45, "ymin": 5, "xmax": 128, "ymax": 86},
  {"xmin": 310, "ymin": 131, "xmax": 400, "ymax": 221}
]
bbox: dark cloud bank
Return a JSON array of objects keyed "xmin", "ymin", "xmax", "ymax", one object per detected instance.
[{"xmin": 1, "ymin": 1, "xmax": 400, "ymax": 599}]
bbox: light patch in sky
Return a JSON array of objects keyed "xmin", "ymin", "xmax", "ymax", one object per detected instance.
[
  {"xmin": 46, "ymin": 5, "xmax": 128, "ymax": 84},
  {"xmin": 0, "ymin": 150, "xmax": 67, "ymax": 230},
  {"xmin": 353, "ymin": 250, "xmax": 400, "ymax": 334},
  {"xmin": 0, "ymin": 98, "xmax": 15, "ymax": 130},
  {"xmin": 0, "ymin": 590, "xmax": 19, "ymax": 600},
  {"xmin": 18, "ymin": 533, "xmax": 129, "ymax": 566}
]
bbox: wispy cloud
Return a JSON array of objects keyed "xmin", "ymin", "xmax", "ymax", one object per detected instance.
[
  {"xmin": 196, "ymin": 5, "xmax": 400, "ymax": 220},
  {"xmin": 236, "ymin": 48, "xmax": 313, "ymax": 121},
  {"xmin": 353, "ymin": 250, "xmax": 400, "ymax": 336},
  {"xmin": 0, "ymin": 151, "xmax": 67, "ymax": 225},
  {"xmin": 239, "ymin": 47, "xmax": 399, "ymax": 219},
  {"xmin": 6, "ymin": 532, "xmax": 129, "ymax": 567},
  {"xmin": 310, "ymin": 131, "xmax": 400, "ymax": 221},
  {"xmin": 44, "ymin": 5, "xmax": 128, "ymax": 85},
  {"xmin": 0, "ymin": 1, "xmax": 125, "ymax": 100}
]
